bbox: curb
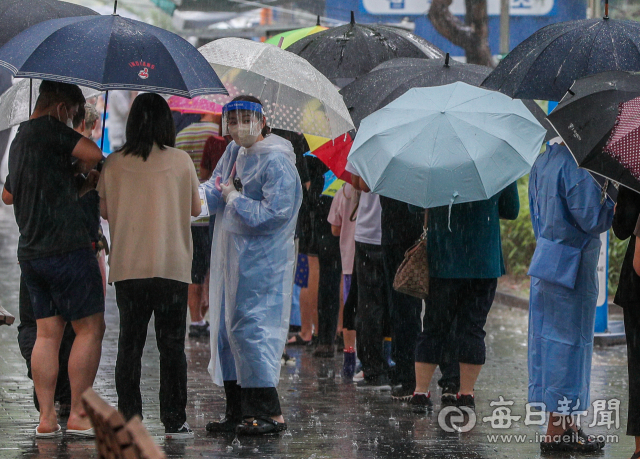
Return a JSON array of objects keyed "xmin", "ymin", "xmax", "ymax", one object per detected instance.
[
  {"xmin": 494, "ymin": 290, "xmax": 626, "ymax": 346},
  {"xmin": 494, "ymin": 290, "xmax": 529, "ymax": 310}
]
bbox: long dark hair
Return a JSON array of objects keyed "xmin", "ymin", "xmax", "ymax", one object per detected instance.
[
  {"xmin": 230, "ymin": 95, "xmax": 270, "ymax": 138},
  {"xmin": 120, "ymin": 93, "xmax": 175, "ymax": 161}
]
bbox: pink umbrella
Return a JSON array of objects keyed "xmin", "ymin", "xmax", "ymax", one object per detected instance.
[{"xmin": 168, "ymin": 95, "xmax": 222, "ymax": 115}]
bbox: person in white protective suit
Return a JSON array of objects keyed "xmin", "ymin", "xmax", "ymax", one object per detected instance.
[{"xmin": 202, "ymin": 96, "xmax": 302, "ymax": 435}]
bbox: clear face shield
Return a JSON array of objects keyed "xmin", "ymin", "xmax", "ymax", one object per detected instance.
[{"xmin": 222, "ymin": 100, "xmax": 266, "ymax": 148}]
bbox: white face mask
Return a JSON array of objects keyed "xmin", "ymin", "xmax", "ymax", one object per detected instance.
[
  {"xmin": 57, "ymin": 105, "xmax": 74, "ymax": 129},
  {"xmin": 230, "ymin": 122, "xmax": 261, "ymax": 148}
]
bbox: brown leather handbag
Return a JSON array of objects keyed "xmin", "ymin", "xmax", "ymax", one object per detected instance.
[{"xmin": 393, "ymin": 209, "xmax": 429, "ymax": 299}]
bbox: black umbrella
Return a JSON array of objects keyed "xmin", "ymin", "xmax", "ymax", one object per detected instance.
[
  {"xmin": 482, "ymin": 1, "xmax": 640, "ymax": 101},
  {"xmin": 0, "ymin": 0, "xmax": 97, "ymax": 48},
  {"xmin": 286, "ymin": 11, "xmax": 443, "ymax": 88},
  {"xmin": 546, "ymin": 70, "xmax": 640, "ymax": 193},
  {"xmin": 341, "ymin": 54, "xmax": 488, "ymax": 129},
  {"xmin": 340, "ymin": 54, "xmax": 556, "ymax": 140}
]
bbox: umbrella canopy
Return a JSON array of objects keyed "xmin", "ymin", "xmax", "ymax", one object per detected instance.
[
  {"xmin": 602, "ymin": 97, "xmax": 640, "ymax": 192},
  {"xmin": 199, "ymin": 37, "xmax": 354, "ymax": 139},
  {"xmin": 265, "ymin": 23, "xmax": 328, "ymax": 50},
  {"xmin": 0, "ymin": 0, "xmax": 97, "ymax": 48},
  {"xmin": 0, "ymin": 79, "xmax": 101, "ymax": 131},
  {"xmin": 341, "ymin": 54, "xmax": 491, "ymax": 130},
  {"xmin": 286, "ymin": 12, "xmax": 443, "ymax": 87},
  {"xmin": 546, "ymin": 70, "xmax": 640, "ymax": 193},
  {"xmin": 482, "ymin": 15, "xmax": 640, "ymax": 101},
  {"xmin": 0, "ymin": 14, "xmax": 226, "ymax": 98},
  {"xmin": 311, "ymin": 133, "xmax": 354, "ymax": 183},
  {"xmin": 348, "ymin": 82, "xmax": 546, "ymax": 208},
  {"xmin": 168, "ymin": 96, "xmax": 222, "ymax": 115}
]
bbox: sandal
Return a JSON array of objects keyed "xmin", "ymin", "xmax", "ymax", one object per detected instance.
[
  {"xmin": 287, "ymin": 334, "xmax": 310, "ymax": 346},
  {"xmin": 35, "ymin": 424, "xmax": 62, "ymax": 438},
  {"xmin": 540, "ymin": 428, "xmax": 603, "ymax": 453},
  {"xmin": 236, "ymin": 417, "xmax": 287, "ymax": 435},
  {"xmin": 206, "ymin": 417, "xmax": 241, "ymax": 434}
]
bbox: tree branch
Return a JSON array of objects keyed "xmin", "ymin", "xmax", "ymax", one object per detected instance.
[{"xmin": 428, "ymin": 0, "xmax": 494, "ymax": 67}]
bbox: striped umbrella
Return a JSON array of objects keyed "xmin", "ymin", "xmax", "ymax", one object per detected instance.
[{"xmin": 265, "ymin": 19, "xmax": 328, "ymax": 50}]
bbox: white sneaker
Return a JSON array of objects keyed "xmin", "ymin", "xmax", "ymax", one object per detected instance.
[{"xmin": 353, "ymin": 370, "xmax": 364, "ymax": 382}]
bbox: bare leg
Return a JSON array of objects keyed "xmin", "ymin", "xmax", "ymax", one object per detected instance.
[
  {"xmin": 97, "ymin": 250, "xmax": 107, "ymax": 297},
  {"xmin": 301, "ymin": 255, "xmax": 319, "ymax": 339},
  {"xmin": 66, "ymin": 312, "xmax": 105, "ymax": 431},
  {"xmin": 201, "ymin": 271, "xmax": 210, "ymax": 318},
  {"xmin": 635, "ymin": 436, "xmax": 640, "ymax": 453},
  {"xmin": 337, "ymin": 276, "xmax": 344, "ymax": 333},
  {"xmin": 459, "ymin": 363, "xmax": 482, "ymax": 395},
  {"xmin": 32, "ymin": 315, "xmax": 65, "ymax": 433},
  {"xmin": 188, "ymin": 284, "xmax": 204, "ymax": 323},
  {"xmin": 343, "ymin": 330, "xmax": 356, "ymax": 349},
  {"xmin": 297, "ymin": 256, "xmax": 319, "ymax": 341},
  {"xmin": 544, "ymin": 413, "xmax": 577, "ymax": 440},
  {"xmin": 415, "ymin": 362, "xmax": 437, "ymax": 393}
]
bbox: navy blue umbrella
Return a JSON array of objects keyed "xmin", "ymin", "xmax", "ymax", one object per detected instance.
[
  {"xmin": 482, "ymin": 1, "xmax": 640, "ymax": 101},
  {"xmin": 0, "ymin": 12, "xmax": 226, "ymax": 98}
]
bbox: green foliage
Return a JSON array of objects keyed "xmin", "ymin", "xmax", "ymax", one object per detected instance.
[
  {"xmin": 500, "ymin": 176, "xmax": 536, "ymax": 277},
  {"xmin": 609, "ymin": 231, "xmax": 629, "ymax": 296},
  {"xmin": 500, "ymin": 176, "xmax": 627, "ymax": 295}
]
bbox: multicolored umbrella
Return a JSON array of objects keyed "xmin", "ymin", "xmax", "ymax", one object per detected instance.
[
  {"xmin": 321, "ymin": 170, "xmax": 345, "ymax": 197},
  {"xmin": 265, "ymin": 21, "xmax": 328, "ymax": 50},
  {"xmin": 309, "ymin": 133, "xmax": 353, "ymax": 184},
  {"xmin": 168, "ymin": 96, "xmax": 222, "ymax": 115}
]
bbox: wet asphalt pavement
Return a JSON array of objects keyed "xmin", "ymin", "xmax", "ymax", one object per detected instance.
[{"xmin": 0, "ymin": 202, "xmax": 635, "ymax": 459}]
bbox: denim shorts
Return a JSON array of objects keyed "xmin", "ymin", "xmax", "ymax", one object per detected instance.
[{"xmin": 20, "ymin": 248, "xmax": 105, "ymax": 322}]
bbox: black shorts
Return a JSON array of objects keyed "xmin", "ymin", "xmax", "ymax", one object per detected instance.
[
  {"xmin": 20, "ymin": 248, "xmax": 105, "ymax": 322},
  {"xmin": 191, "ymin": 225, "xmax": 212, "ymax": 284}
]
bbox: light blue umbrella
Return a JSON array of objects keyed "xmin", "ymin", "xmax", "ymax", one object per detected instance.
[{"xmin": 347, "ymin": 82, "xmax": 546, "ymax": 208}]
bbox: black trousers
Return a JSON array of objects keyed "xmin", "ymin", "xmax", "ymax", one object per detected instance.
[
  {"xmin": 382, "ymin": 243, "xmax": 424, "ymax": 388},
  {"xmin": 416, "ymin": 278, "xmax": 497, "ymax": 366},
  {"xmin": 223, "ymin": 381, "xmax": 282, "ymax": 419},
  {"xmin": 624, "ymin": 304, "xmax": 640, "ymax": 435},
  {"xmin": 114, "ymin": 278, "xmax": 188, "ymax": 429},
  {"xmin": 355, "ymin": 242, "xmax": 389, "ymax": 379},
  {"xmin": 316, "ymin": 233, "xmax": 342, "ymax": 346},
  {"xmin": 17, "ymin": 275, "xmax": 74, "ymax": 407}
]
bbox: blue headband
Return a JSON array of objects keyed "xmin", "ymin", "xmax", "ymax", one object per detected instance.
[{"xmin": 222, "ymin": 100, "xmax": 264, "ymax": 115}]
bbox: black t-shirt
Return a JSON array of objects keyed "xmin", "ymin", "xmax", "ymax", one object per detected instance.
[
  {"xmin": 6, "ymin": 116, "xmax": 90, "ymax": 261},
  {"xmin": 379, "ymin": 196, "xmax": 424, "ymax": 248}
]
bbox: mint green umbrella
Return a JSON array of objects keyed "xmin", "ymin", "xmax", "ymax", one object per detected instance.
[{"xmin": 347, "ymin": 82, "xmax": 546, "ymax": 208}]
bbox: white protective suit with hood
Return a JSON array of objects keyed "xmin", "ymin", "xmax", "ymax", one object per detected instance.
[{"xmin": 202, "ymin": 134, "xmax": 302, "ymax": 388}]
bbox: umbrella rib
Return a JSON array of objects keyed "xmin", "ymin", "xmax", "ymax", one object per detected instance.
[
  {"xmin": 552, "ymin": 21, "xmax": 601, "ymax": 80},
  {"xmin": 442, "ymin": 114, "xmax": 490, "ymax": 201}
]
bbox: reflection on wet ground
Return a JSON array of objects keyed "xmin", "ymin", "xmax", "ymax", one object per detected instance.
[{"xmin": 0, "ymin": 204, "xmax": 634, "ymax": 458}]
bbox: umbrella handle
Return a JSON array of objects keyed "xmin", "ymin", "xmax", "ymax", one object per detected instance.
[
  {"xmin": 29, "ymin": 79, "xmax": 33, "ymax": 117},
  {"xmin": 604, "ymin": 0, "xmax": 609, "ymax": 19},
  {"xmin": 100, "ymin": 90, "xmax": 109, "ymax": 152}
]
